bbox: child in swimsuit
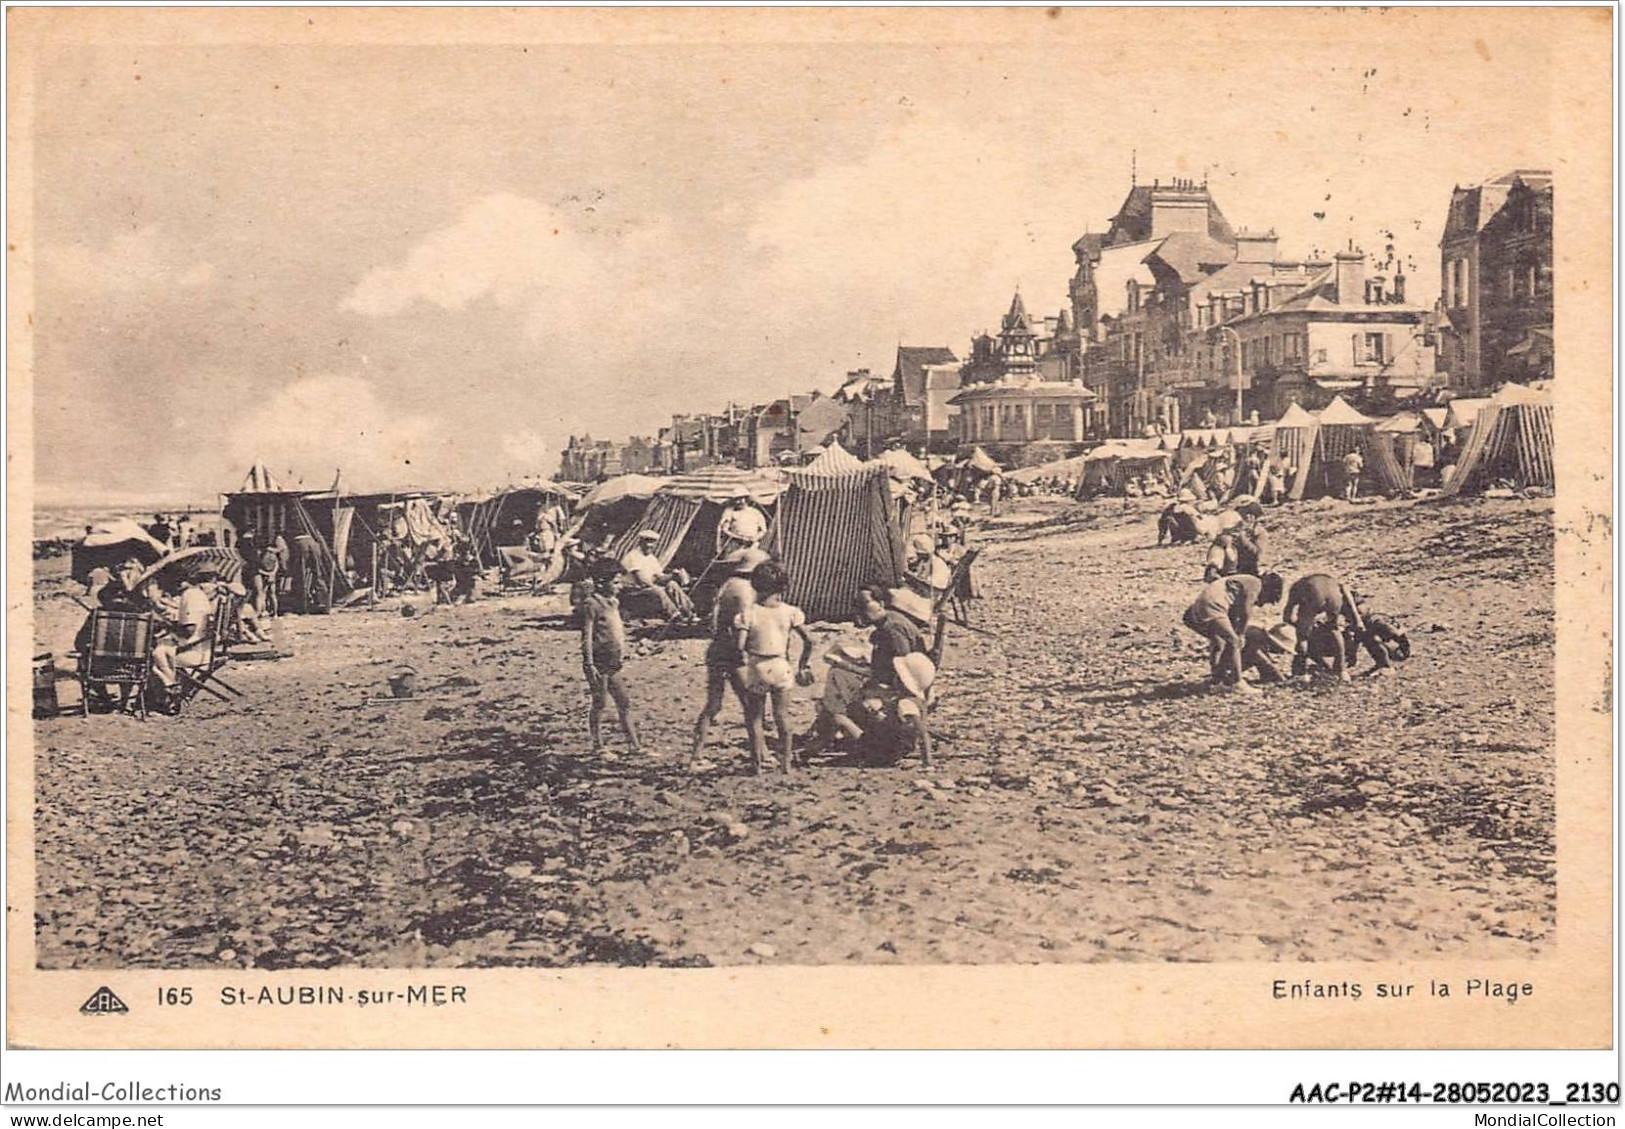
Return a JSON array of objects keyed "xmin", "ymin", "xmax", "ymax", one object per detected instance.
[{"xmin": 733, "ymin": 561, "xmax": 813, "ymax": 774}]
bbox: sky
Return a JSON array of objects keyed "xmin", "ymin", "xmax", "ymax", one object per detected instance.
[{"xmin": 24, "ymin": 9, "xmax": 1562, "ymax": 500}]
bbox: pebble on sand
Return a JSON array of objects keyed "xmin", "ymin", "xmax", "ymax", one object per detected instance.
[{"xmin": 747, "ymin": 942, "xmax": 777, "ymax": 958}]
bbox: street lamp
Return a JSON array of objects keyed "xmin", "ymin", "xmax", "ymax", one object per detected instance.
[{"xmin": 1216, "ymin": 325, "xmax": 1244, "ymax": 423}]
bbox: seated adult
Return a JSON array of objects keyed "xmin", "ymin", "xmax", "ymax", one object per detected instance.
[
  {"xmin": 222, "ymin": 577, "xmax": 271, "ymax": 645},
  {"xmin": 851, "ymin": 587, "xmax": 934, "ymax": 724},
  {"xmin": 149, "ymin": 567, "xmax": 219, "ymax": 700},
  {"xmin": 619, "ymin": 530, "xmax": 695, "ymax": 621},
  {"xmin": 73, "ymin": 556, "xmax": 155, "ymax": 653}
]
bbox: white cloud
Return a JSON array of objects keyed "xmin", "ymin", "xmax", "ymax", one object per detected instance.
[
  {"xmin": 343, "ymin": 193, "xmax": 679, "ymax": 344},
  {"xmin": 44, "ymin": 225, "xmax": 216, "ymax": 293},
  {"xmin": 742, "ymin": 110, "xmax": 1083, "ymax": 348},
  {"xmin": 227, "ymin": 374, "xmax": 446, "ymax": 493},
  {"xmin": 499, "ymin": 429, "xmax": 549, "ymax": 471}
]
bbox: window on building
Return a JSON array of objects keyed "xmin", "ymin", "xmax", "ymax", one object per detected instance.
[
  {"xmin": 1357, "ymin": 332, "xmax": 1393, "ymax": 364},
  {"xmin": 1458, "ymin": 259, "xmax": 1470, "ymax": 306},
  {"xmin": 1528, "ymin": 264, "xmax": 1540, "ymax": 300},
  {"xmin": 1445, "ymin": 260, "xmax": 1456, "ymax": 307}
]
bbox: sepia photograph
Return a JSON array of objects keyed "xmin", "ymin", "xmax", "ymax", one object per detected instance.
[{"xmin": 6, "ymin": 6, "xmax": 1612, "ymax": 1054}]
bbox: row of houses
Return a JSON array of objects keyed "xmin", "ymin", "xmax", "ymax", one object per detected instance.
[
  {"xmin": 1069, "ymin": 170, "xmax": 1554, "ymax": 437},
  {"xmin": 560, "ymin": 168, "xmax": 1554, "ymax": 481},
  {"xmin": 557, "ymin": 394, "xmax": 852, "ymax": 481}
]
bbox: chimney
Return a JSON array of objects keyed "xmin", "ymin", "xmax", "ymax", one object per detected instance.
[
  {"xmin": 1393, "ymin": 270, "xmax": 1406, "ymax": 304},
  {"xmin": 1334, "ymin": 247, "xmax": 1365, "ymax": 306},
  {"xmin": 1235, "ymin": 230, "xmax": 1279, "ymax": 263}
]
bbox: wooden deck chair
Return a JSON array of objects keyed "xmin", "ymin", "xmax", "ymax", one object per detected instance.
[
  {"xmin": 76, "ymin": 611, "xmax": 157, "ymax": 719},
  {"xmin": 171, "ymin": 598, "xmax": 245, "ymax": 712},
  {"xmin": 931, "ymin": 547, "xmax": 981, "ymax": 629}
]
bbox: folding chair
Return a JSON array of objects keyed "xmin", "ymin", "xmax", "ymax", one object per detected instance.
[
  {"xmin": 931, "ymin": 547, "xmax": 981, "ymax": 629},
  {"xmin": 76, "ymin": 611, "xmax": 157, "ymax": 719},
  {"xmin": 170, "ymin": 598, "xmax": 245, "ymax": 712}
]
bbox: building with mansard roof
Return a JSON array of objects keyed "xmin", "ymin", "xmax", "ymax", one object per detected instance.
[{"xmin": 1439, "ymin": 169, "xmax": 1553, "ymax": 388}]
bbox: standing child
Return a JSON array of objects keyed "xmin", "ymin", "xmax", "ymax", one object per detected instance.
[
  {"xmin": 734, "ymin": 560, "xmax": 813, "ymax": 774},
  {"xmin": 579, "ymin": 561, "xmax": 642, "ymax": 755}
]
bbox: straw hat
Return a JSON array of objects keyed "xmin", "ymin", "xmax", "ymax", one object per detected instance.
[
  {"xmin": 1266, "ymin": 623, "xmax": 1298, "ymax": 653},
  {"xmin": 636, "ymin": 530, "xmax": 660, "ymax": 543},
  {"xmin": 886, "ymin": 587, "xmax": 934, "ymax": 627},
  {"xmin": 892, "ymin": 652, "xmax": 937, "ymax": 699},
  {"xmin": 1177, "ymin": 488, "xmax": 1196, "ymax": 503},
  {"xmin": 826, "ymin": 635, "xmax": 872, "ymax": 668}
]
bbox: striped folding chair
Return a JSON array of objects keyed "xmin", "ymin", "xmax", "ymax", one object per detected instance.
[{"xmin": 77, "ymin": 611, "xmax": 157, "ymax": 719}]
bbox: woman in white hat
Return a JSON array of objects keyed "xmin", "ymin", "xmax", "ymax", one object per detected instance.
[{"xmin": 852, "ymin": 586, "xmax": 940, "ymax": 765}]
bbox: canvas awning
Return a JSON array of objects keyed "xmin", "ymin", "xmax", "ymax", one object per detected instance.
[
  {"xmin": 1373, "ymin": 411, "xmax": 1423, "ymax": 433},
  {"xmin": 962, "ymin": 447, "xmax": 1002, "ymax": 475},
  {"xmin": 580, "ymin": 474, "xmax": 666, "ymax": 508},
  {"xmin": 799, "ymin": 441, "xmax": 866, "ymax": 477},
  {"xmin": 1445, "ymin": 397, "xmax": 1493, "ymax": 431},
  {"xmin": 78, "ymin": 519, "xmax": 169, "ymax": 554},
  {"xmin": 871, "ymin": 447, "xmax": 934, "ymax": 482},
  {"xmin": 1316, "ymin": 395, "xmax": 1376, "ymax": 427},
  {"xmin": 1276, "ymin": 402, "xmax": 1319, "ymax": 428},
  {"xmin": 1006, "ymin": 454, "xmax": 1089, "ymax": 484}
]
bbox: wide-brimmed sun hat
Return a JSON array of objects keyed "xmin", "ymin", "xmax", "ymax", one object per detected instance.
[
  {"xmin": 636, "ymin": 530, "xmax": 660, "ymax": 543},
  {"xmin": 827, "ymin": 635, "xmax": 872, "ymax": 665},
  {"xmin": 886, "ymin": 587, "xmax": 935, "ymax": 627},
  {"xmin": 892, "ymin": 652, "xmax": 937, "ymax": 699},
  {"xmin": 1266, "ymin": 622, "xmax": 1298, "ymax": 652}
]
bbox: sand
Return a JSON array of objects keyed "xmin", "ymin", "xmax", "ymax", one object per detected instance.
[{"xmin": 30, "ymin": 493, "xmax": 1555, "ymax": 968}]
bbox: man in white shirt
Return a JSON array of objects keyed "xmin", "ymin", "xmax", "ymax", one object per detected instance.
[
  {"xmin": 619, "ymin": 530, "xmax": 694, "ymax": 621},
  {"xmin": 717, "ymin": 496, "xmax": 768, "ymax": 554}
]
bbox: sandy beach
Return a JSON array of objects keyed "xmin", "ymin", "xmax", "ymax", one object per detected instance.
[{"xmin": 31, "ymin": 492, "xmax": 1555, "ymax": 969}]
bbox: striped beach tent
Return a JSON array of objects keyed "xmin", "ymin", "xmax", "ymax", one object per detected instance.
[
  {"xmin": 1440, "ymin": 386, "xmax": 1555, "ymax": 496},
  {"xmin": 1274, "ymin": 402, "xmax": 1321, "ymax": 500},
  {"xmin": 769, "ymin": 459, "xmax": 905, "ymax": 622}
]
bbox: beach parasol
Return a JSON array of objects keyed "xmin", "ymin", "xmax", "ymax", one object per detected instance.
[
  {"xmin": 659, "ymin": 464, "xmax": 786, "ymax": 503},
  {"xmin": 129, "ymin": 546, "xmax": 246, "ymax": 593}
]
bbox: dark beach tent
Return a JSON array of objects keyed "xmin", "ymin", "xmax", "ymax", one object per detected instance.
[
  {"xmin": 457, "ymin": 483, "xmax": 574, "ymax": 563},
  {"xmin": 70, "ymin": 519, "xmax": 168, "ymax": 584},
  {"xmin": 769, "ymin": 445, "xmax": 905, "ymax": 622}
]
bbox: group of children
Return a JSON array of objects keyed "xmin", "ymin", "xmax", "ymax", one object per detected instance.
[
  {"xmin": 1181, "ymin": 564, "xmax": 1411, "ymax": 694},
  {"xmin": 577, "ymin": 546, "xmax": 940, "ymax": 773}
]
